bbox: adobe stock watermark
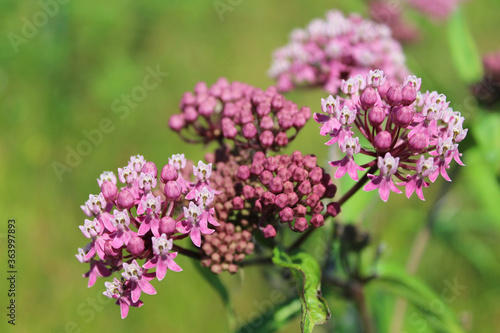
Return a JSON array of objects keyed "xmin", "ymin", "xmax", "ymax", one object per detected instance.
[
  {"xmin": 213, "ymin": 0, "xmax": 243, "ymax": 21},
  {"xmin": 7, "ymin": 0, "xmax": 71, "ymax": 54},
  {"xmin": 53, "ymin": 289, "xmax": 113, "ymax": 333},
  {"xmin": 403, "ymin": 277, "xmax": 467, "ymax": 333},
  {"xmin": 51, "ymin": 65, "xmax": 168, "ymax": 182}
]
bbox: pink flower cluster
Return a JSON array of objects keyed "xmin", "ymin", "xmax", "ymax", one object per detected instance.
[
  {"xmin": 407, "ymin": 0, "xmax": 464, "ymax": 20},
  {"xmin": 315, "ymin": 70, "xmax": 467, "ymax": 201},
  {"xmin": 169, "ymin": 78, "xmax": 310, "ymax": 152},
  {"xmin": 268, "ymin": 10, "xmax": 408, "ymax": 94},
  {"xmin": 76, "ymin": 154, "xmax": 219, "ymax": 318}
]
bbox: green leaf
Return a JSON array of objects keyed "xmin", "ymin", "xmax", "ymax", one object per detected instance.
[
  {"xmin": 235, "ymin": 297, "xmax": 302, "ymax": 333},
  {"xmin": 193, "ymin": 264, "xmax": 236, "ymax": 330},
  {"xmin": 447, "ymin": 7, "xmax": 484, "ymax": 84},
  {"xmin": 272, "ymin": 247, "xmax": 331, "ymax": 332},
  {"xmin": 376, "ymin": 262, "xmax": 465, "ymax": 333}
]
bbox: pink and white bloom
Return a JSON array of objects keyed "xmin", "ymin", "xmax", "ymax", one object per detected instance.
[
  {"xmin": 97, "ymin": 171, "xmax": 117, "ymax": 187},
  {"xmin": 402, "ymin": 156, "xmax": 436, "ymax": 201},
  {"xmin": 330, "ymin": 137, "xmax": 365, "ymax": 181},
  {"xmin": 143, "ymin": 234, "xmax": 182, "ymax": 281},
  {"xmin": 121, "ymin": 260, "xmax": 156, "ymax": 303},
  {"xmin": 177, "ymin": 202, "xmax": 214, "ymax": 247},
  {"xmin": 193, "ymin": 161, "xmax": 212, "ymax": 182},
  {"xmin": 138, "ymin": 172, "xmax": 157, "ymax": 192},
  {"xmin": 103, "ymin": 278, "xmax": 143, "ymax": 319},
  {"xmin": 118, "ymin": 165, "xmax": 137, "ymax": 185},
  {"xmin": 128, "ymin": 155, "xmax": 146, "ymax": 173},
  {"xmin": 364, "ymin": 153, "xmax": 402, "ymax": 202}
]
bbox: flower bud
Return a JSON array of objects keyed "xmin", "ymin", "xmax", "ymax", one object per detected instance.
[
  {"xmin": 294, "ymin": 204, "xmax": 307, "ymax": 217},
  {"xmin": 274, "ymin": 132, "xmax": 289, "ymax": 147},
  {"xmin": 101, "ymin": 181, "xmax": 117, "ymax": 202},
  {"xmin": 377, "ymin": 81, "xmax": 390, "ymax": 99},
  {"xmin": 283, "ymin": 181, "xmax": 294, "ymax": 194},
  {"xmin": 277, "ymin": 168, "xmax": 290, "ymax": 181},
  {"xmin": 242, "ymin": 123, "xmax": 257, "ymax": 139},
  {"xmin": 259, "ymin": 170, "xmax": 273, "ymax": 185},
  {"xmin": 161, "ymin": 164, "xmax": 178, "ymax": 183},
  {"xmin": 260, "ymin": 116, "xmax": 274, "ymax": 130},
  {"xmin": 242, "ymin": 185, "xmax": 255, "ymax": 199},
  {"xmin": 310, "ymin": 214, "xmax": 324, "ymax": 227},
  {"xmin": 159, "ymin": 216, "xmax": 177, "ymax": 235},
  {"xmin": 408, "ymin": 132, "xmax": 428, "ymax": 153},
  {"xmin": 250, "ymin": 163, "xmax": 264, "ymax": 176},
  {"xmin": 401, "ymin": 85, "xmax": 417, "ymax": 105},
  {"xmin": 279, "ymin": 207, "xmax": 294, "ymax": 222},
  {"xmin": 269, "ymin": 177, "xmax": 284, "ymax": 193},
  {"xmin": 237, "ymin": 165, "xmax": 250, "ymax": 180},
  {"xmin": 261, "ymin": 191, "xmax": 275, "ymax": 206},
  {"xmin": 360, "ymin": 86, "xmax": 378, "ymax": 109},
  {"xmin": 117, "ymin": 189, "xmax": 134, "ymax": 210},
  {"xmin": 127, "ymin": 236, "xmax": 145, "ymax": 256},
  {"xmin": 368, "ymin": 106, "xmax": 386, "ymax": 126},
  {"xmin": 309, "ymin": 167, "xmax": 323, "ymax": 184},
  {"xmin": 262, "ymin": 224, "xmax": 276, "ymax": 238},
  {"xmin": 169, "ymin": 114, "xmax": 185, "ymax": 131},
  {"xmin": 297, "ymin": 180, "xmax": 312, "ymax": 196},
  {"xmin": 293, "ymin": 217, "xmax": 309, "ymax": 232},
  {"xmin": 292, "ymin": 167, "xmax": 308, "ymax": 182},
  {"xmin": 259, "ymin": 130, "xmax": 274, "ymax": 148},
  {"xmin": 393, "ymin": 105, "xmax": 414, "ymax": 128},
  {"xmin": 164, "ymin": 181, "xmax": 181, "ymax": 201},
  {"xmin": 374, "ymin": 131, "xmax": 392, "ymax": 151},
  {"xmin": 306, "ymin": 193, "xmax": 320, "ymax": 207},
  {"xmin": 183, "ymin": 106, "xmax": 198, "ymax": 122},
  {"xmin": 232, "ymin": 197, "xmax": 244, "ymax": 210},
  {"xmin": 264, "ymin": 156, "xmax": 279, "ymax": 171},
  {"xmin": 287, "ymin": 192, "xmax": 299, "ymax": 206},
  {"xmin": 222, "ymin": 118, "xmax": 237, "ymax": 139},
  {"xmin": 326, "ymin": 202, "xmax": 341, "ymax": 217},
  {"xmin": 275, "ymin": 193, "xmax": 289, "ymax": 209},
  {"xmin": 386, "ymin": 85, "xmax": 403, "ymax": 106}
]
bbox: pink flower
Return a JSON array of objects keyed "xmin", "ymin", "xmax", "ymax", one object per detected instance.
[
  {"xmin": 329, "ymin": 137, "xmax": 364, "ymax": 181},
  {"xmin": 97, "ymin": 171, "xmax": 117, "ymax": 187},
  {"xmin": 118, "ymin": 165, "xmax": 137, "ymax": 185},
  {"xmin": 177, "ymin": 202, "xmax": 214, "ymax": 247},
  {"xmin": 128, "ymin": 155, "xmax": 146, "ymax": 173},
  {"xmin": 137, "ymin": 172, "xmax": 157, "ymax": 192},
  {"xmin": 402, "ymin": 156, "xmax": 436, "ymax": 200},
  {"xmin": 364, "ymin": 153, "xmax": 402, "ymax": 202},
  {"xmin": 121, "ymin": 260, "xmax": 156, "ymax": 303},
  {"xmin": 143, "ymin": 234, "xmax": 182, "ymax": 281},
  {"xmin": 103, "ymin": 278, "xmax": 143, "ymax": 319}
]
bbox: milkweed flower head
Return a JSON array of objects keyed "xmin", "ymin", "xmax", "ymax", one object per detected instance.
[
  {"xmin": 268, "ymin": 10, "xmax": 409, "ymax": 94},
  {"xmin": 315, "ymin": 70, "xmax": 467, "ymax": 201},
  {"xmin": 76, "ymin": 154, "xmax": 218, "ymax": 318}
]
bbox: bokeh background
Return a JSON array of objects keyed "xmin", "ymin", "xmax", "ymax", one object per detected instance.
[{"xmin": 1, "ymin": 0, "xmax": 499, "ymax": 332}]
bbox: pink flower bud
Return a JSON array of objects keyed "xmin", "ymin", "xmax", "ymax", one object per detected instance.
[
  {"xmin": 261, "ymin": 191, "xmax": 275, "ymax": 206},
  {"xmin": 164, "ymin": 181, "xmax": 181, "ymax": 201},
  {"xmin": 117, "ymin": 189, "xmax": 134, "ymax": 210},
  {"xmin": 256, "ymin": 102, "xmax": 271, "ymax": 117},
  {"xmin": 303, "ymin": 155, "xmax": 317, "ymax": 170},
  {"xmin": 159, "ymin": 216, "xmax": 176, "ymax": 235},
  {"xmin": 242, "ymin": 123, "xmax": 257, "ymax": 139},
  {"xmin": 368, "ymin": 106, "xmax": 386, "ymax": 126},
  {"xmin": 259, "ymin": 170, "xmax": 273, "ymax": 185},
  {"xmin": 250, "ymin": 163, "xmax": 264, "ymax": 176},
  {"xmin": 242, "ymin": 185, "xmax": 255, "ymax": 199},
  {"xmin": 393, "ymin": 105, "xmax": 414, "ymax": 128},
  {"xmin": 298, "ymin": 180, "xmax": 312, "ymax": 196},
  {"xmin": 306, "ymin": 193, "xmax": 320, "ymax": 207},
  {"xmin": 127, "ymin": 236, "xmax": 145, "ymax": 256},
  {"xmin": 310, "ymin": 214, "xmax": 324, "ymax": 227},
  {"xmin": 262, "ymin": 224, "xmax": 277, "ymax": 238},
  {"xmin": 293, "ymin": 217, "xmax": 309, "ymax": 232},
  {"xmin": 283, "ymin": 181, "xmax": 294, "ymax": 194},
  {"xmin": 259, "ymin": 130, "xmax": 274, "ymax": 148},
  {"xmin": 237, "ymin": 165, "xmax": 250, "ymax": 180},
  {"xmin": 287, "ymin": 192, "xmax": 299, "ymax": 206},
  {"xmin": 361, "ymin": 87, "xmax": 378, "ymax": 109},
  {"xmin": 309, "ymin": 167, "xmax": 323, "ymax": 184},
  {"xmin": 222, "ymin": 118, "xmax": 238, "ymax": 139},
  {"xmin": 259, "ymin": 116, "xmax": 274, "ymax": 130},
  {"xmin": 292, "ymin": 167, "xmax": 308, "ymax": 182},
  {"xmin": 277, "ymin": 168, "xmax": 290, "ymax": 181},
  {"xmin": 294, "ymin": 204, "xmax": 307, "ymax": 217},
  {"xmin": 101, "ymin": 181, "xmax": 117, "ymax": 202},
  {"xmin": 269, "ymin": 177, "xmax": 284, "ymax": 193},
  {"xmin": 377, "ymin": 81, "xmax": 390, "ymax": 99},
  {"xmin": 169, "ymin": 114, "xmax": 185, "ymax": 131},
  {"xmin": 253, "ymin": 151, "xmax": 266, "ymax": 164},
  {"xmin": 327, "ymin": 202, "xmax": 341, "ymax": 217},
  {"xmin": 272, "ymin": 94, "xmax": 284, "ymax": 109},
  {"xmin": 386, "ymin": 85, "xmax": 403, "ymax": 106},
  {"xmin": 274, "ymin": 132, "xmax": 289, "ymax": 147},
  {"xmin": 279, "ymin": 207, "xmax": 294, "ymax": 222},
  {"xmin": 161, "ymin": 164, "xmax": 178, "ymax": 183},
  {"xmin": 374, "ymin": 131, "xmax": 392, "ymax": 151},
  {"xmin": 275, "ymin": 193, "xmax": 289, "ymax": 209},
  {"xmin": 142, "ymin": 162, "xmax": 158, "ymax": 178},
  {"xmin": 232, "ymin": 197, "xmax": 245, "ymax": 210},
  {"xmin": 312, "ymin": 184, "xmax": 326, "ymax": 197},
  {"xmin": 264, "ymin": 156, "xmax": 279, "ymax": 171},
  {"xmin": 183, "ymin": 106, "xmax": 198, "ymax": 122},
  {"xmin": 408, "ymin": 132, "xmax": 428, "ymax": 153},
  {"xmin": 401, "ymin": 85, "xmax": 417, "ymax": 105}
]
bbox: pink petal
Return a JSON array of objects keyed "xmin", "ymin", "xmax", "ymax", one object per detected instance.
[
  {"xmin": 119, "ymin": 300, "xmax": 130, "ymax": 319},
  {"xmin": 156, "ymin": 259, "xmax": 167, "ymax": 281},
  {"xmin": 131, "ymin": 283, "xmax": 141, "ymax": 303},
  {"xmin": 378, "ymin": 179, "xmax": 390, "ymax": 202},
  {"xmin": 176, "ymin": 220, "xmax": 192, "ymax": 234},
  {"xmin": 138, "ymin": 279, "xmax": 156, "ymax": 295},
  {"xmin": 137, "ymin": 219, "xmax": 151, "ymax": 236},
  {"xmin": 190, "ymin": 227, "xmax": 201, "ymax": 247},
  {"xmin": 166, "ymin": 255, "xmax": 182, "ymax": 272},
  {"xmin": 143, "ymin": 257, "xmax": 158, "ymax": 270}
]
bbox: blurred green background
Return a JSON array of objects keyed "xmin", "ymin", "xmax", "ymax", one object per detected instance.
[{"xmin": 1, "ymin": 0, "xmax": 499, "ymax": 332}]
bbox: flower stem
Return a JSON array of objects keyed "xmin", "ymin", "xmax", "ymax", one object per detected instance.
[
  {"xmin": 337, "ymin": 165, "xmax": 378, "ymax": 206},
  {"xmin": 172, "ymin": 244, "xmax": 201, "ymax": 260},
  {"xmin": 351, "ymin": 282, "xmax": 375, "ymax": 333}
]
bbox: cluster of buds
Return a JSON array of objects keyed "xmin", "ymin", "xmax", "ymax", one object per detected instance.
[
  {"xmin": 268, "ymin": 10, "xmax": 408, "ymax": 94},
  {"xmin": 169, "ymin": 78, "xmax": 311, "ymax": 152},
  {"xmin": 200, "ymin": 222, "xmax": 254, "ymax": 274},
  {"xmin": 76, "ymin": 154, "xmax": 219, "ymax": 318},
  {"xmin": 315, "ymin": 70, "xmax": 467, "ymax": 201}
]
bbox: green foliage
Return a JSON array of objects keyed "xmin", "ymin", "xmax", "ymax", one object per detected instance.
[{"xmin": 272, "ymin": 247, "xmax": 331, "ymax": 333}]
